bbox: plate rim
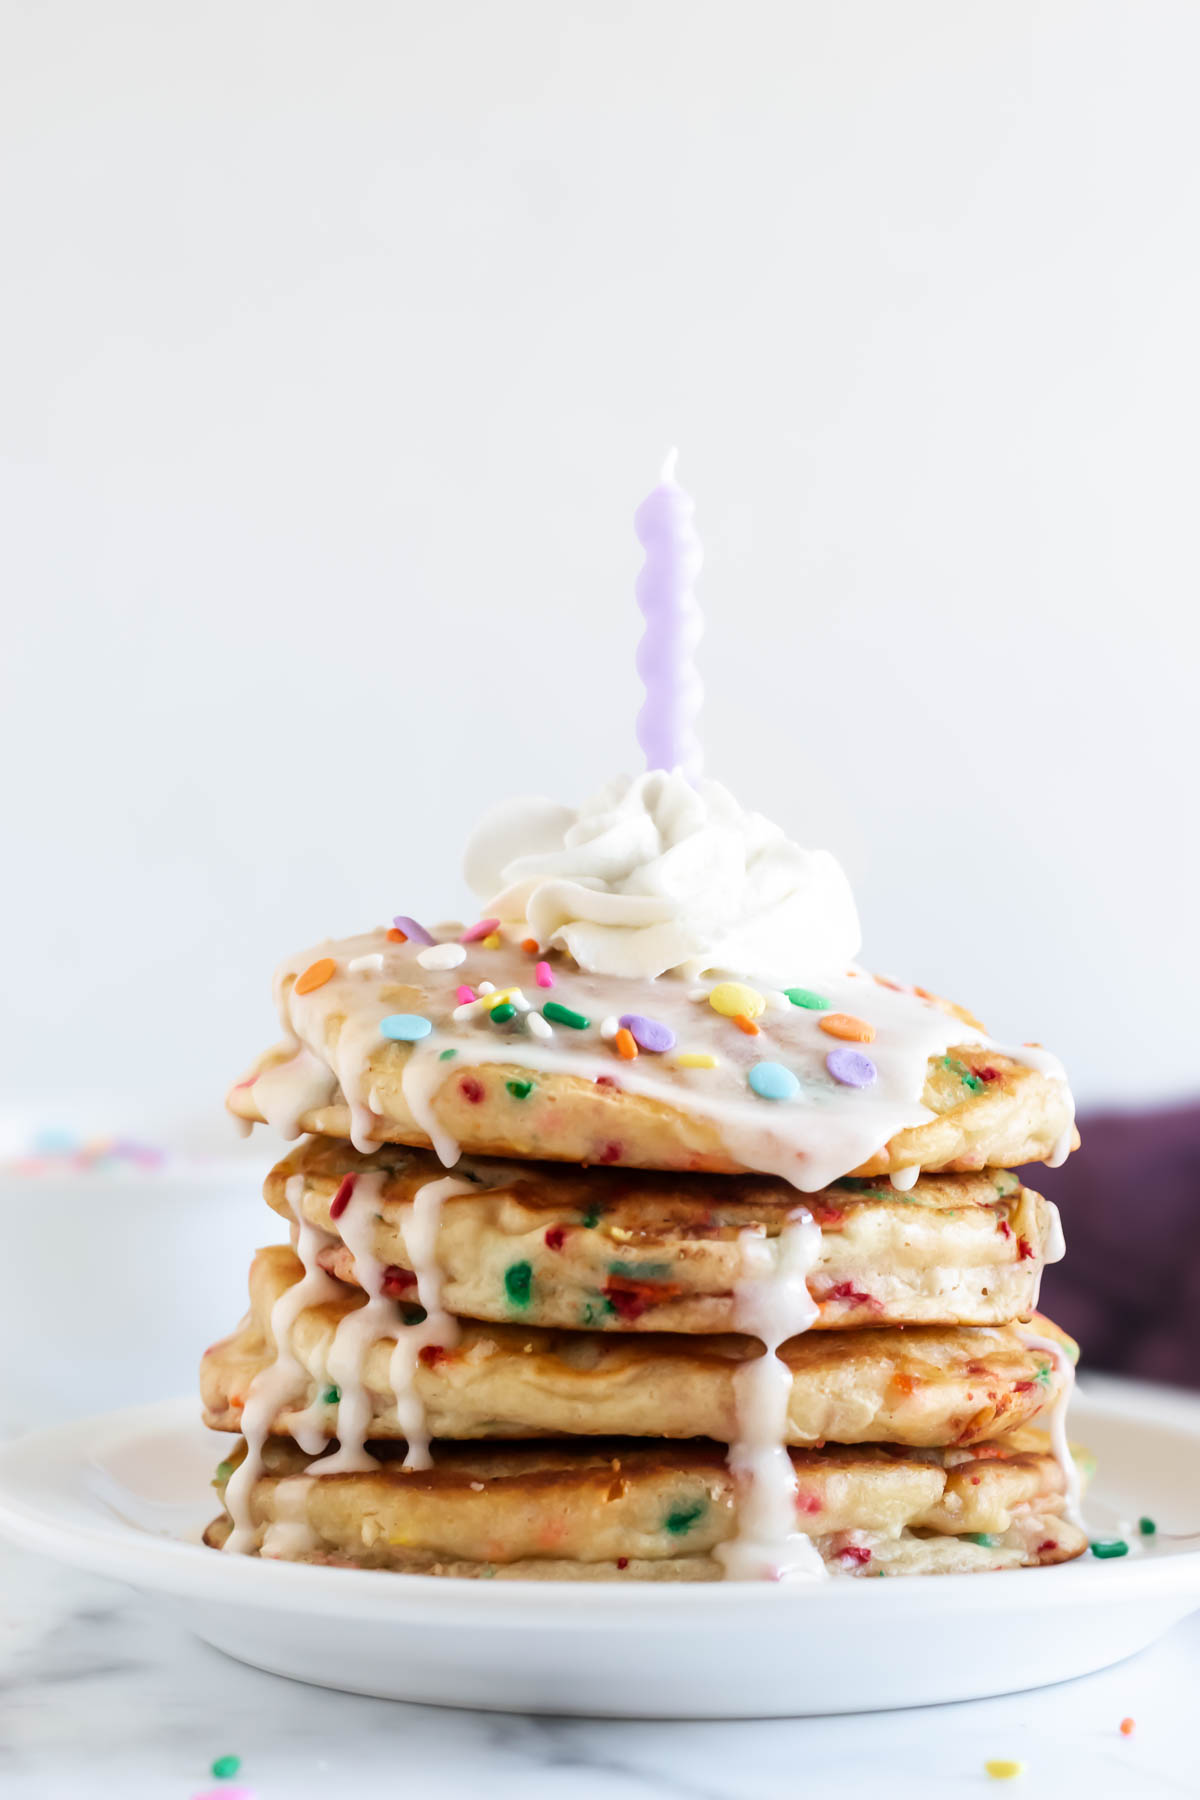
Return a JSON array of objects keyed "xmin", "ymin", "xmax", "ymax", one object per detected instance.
[{"xmin": 1, "ymin": 1391, "xmax": 1198, "ymax": 1624}]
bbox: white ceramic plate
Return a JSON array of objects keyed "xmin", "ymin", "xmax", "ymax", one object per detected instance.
[{"xmin": 0, "ymin": 1384, "xmax": 1198, "ymax": 1718}]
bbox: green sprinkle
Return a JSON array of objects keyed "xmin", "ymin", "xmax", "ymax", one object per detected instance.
[
  {"xmin": 785, "ymin": 987, "xmax": 829, "ymax": 1010},
  {"xmin": 964, "ymin": 1532, "xmax": 1000, "ymax": 1547},
  {"xmin": 211, "ymin": 1755, "xmax": 242, "ymax": 1780},
  {"xmin": 402, "ymin": 1304, "xmax": 428, "ymax": 1325},
  {"xmin": 664, "ymin": 1501, "xmax": 706, "ymax": 1536},
  {"xmin": 581, "ymin": 1207, "xmax": 602, "ymax": 1229},
  {"xmin": 543, "ymin": 1001, "xmax": 590, "ymax": 1029},
  {"xmin": 992, "ymin": 1170, "xmax": 1019, "ymax": 1195},
  {"xmin": 321, "ymin": 1385, "xmax": 340, "ymax": 1404},
  {"xmin": 1138, "ymin": 1516, "xmax": 1157, "ymax": 1537},
  {"xmin": 490, "ymin": 1002, "xmax": 516, "ymax": 1023},
  {"xmin": 1034, "ymin": 1362, "xmax": 1053, "ymax": 1389},
  {"xmin": 504, "ymin": 1261, "xmax": 533, "ymax": 1307},
  {"xmin": 506, "ymin": 1078, "xmax": 534, "ymax": 1099},
  {"xmin": 439, "ymin": 1048, "xmax": 457, "ymax": 1061},
  {"xmin": 942, "ymin": 1053, "xmax": 984, "ymax": 1093},
  {"xmin": 1090, "ymin": 1538, "xmax": 1129, "ymax": 1559},
  {"xmin": 609, "ymin": 1260, "xmax": 671, "ymax": 1281},
  {"xmin": 212, "ymin": 1459, "xmax": 234, "ymax": 1488}
]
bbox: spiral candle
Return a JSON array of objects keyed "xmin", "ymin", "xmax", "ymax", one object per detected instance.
[{"xmin": 634, "ymin": 450, "xmax": 704, "ymax": 779}]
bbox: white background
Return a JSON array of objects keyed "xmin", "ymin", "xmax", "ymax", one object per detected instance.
[{"xmin": 2, "ymin": 1, "xmax": 1197, "ymax": 1145}]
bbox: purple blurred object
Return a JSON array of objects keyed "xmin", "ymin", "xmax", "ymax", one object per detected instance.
[
  {"xmin": 633, "ymin": 451, "xmax": 704, "ymax": 779},
  {"xmin": 1032, "ymin": 1099, "xmax": 1200, "ymax": 1392}
]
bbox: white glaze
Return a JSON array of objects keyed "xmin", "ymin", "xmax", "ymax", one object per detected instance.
[
  {"xmin": 388, "ymin": 1176, "xmax": 474, "ymax": 1469},
  {"xmin": 259, "ymin": 1475, "xmax": 317, "ymax": 1560},
  {"xmin": 716, "ymin": 1211, "xmax": 827, "ymax": 1582},
  {"xmin": 1043, "ymin": 1200, "xmax": 1067, "ymax": 1264},
  {"xmin": 1017, "ymin": 1326, "xmax": 1084, "ymax": 1530},
  {"xmin": 890, "ymin": 1164, "xmax": 920, "ymax": 1192},
  {"xmin": 223, "ymin": 1178, "xmax": 342, "ymax": 1554},
  {"xmin": 317, "ymin": 1173, "xmax": 393, "ymax": 1475},
  {"xmin": 245, "ymin": 1049, "xmax": 337, "ymax": 1141}
]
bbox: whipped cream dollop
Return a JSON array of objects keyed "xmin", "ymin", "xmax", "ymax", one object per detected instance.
[{"xmin": 463, "ymin": 770, "xmax": 861, "ymax": 982}]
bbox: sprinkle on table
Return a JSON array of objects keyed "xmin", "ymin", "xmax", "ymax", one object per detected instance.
[
  {"xmin": 785, "ymin": 987, "xmax": 830, "ymax": 1010},
  {"xmin": 380, "ymin": 1013, "xmax": 434, "ymax": 1042},
  {"xmin": 819, "ymin": 1013, "xmax": 875, "ymax": 1043},
  {"xmin": 210, "ymin": 1757, "xmax": 242, "ymax": 1781},
  {"xmin": 1120, "ymin": 1717, "xmax": 1136, "ymax": 1736},
  {"xmin": 826, "ymin": 1048, "xmax": 877, "ymax": 1088},
  {"xmin": 294, "ymin": 957, "xmax": 336, "ymax": 995},
  {"xmin": 461, "ymin": 917, "xmax": 500, "ymax": 943},
  {"xmin": 535, "ymin": 960, "xmax": 555, "ymax": 988},
  {"xmin": 1138, "ymin": 1516, "xmax": 1157, "ymax": 1536},
  {"xmin": 708, "ymin": 981, "xmax": 766, "ymax": 1020},
  {"xmin": 748, "ymin": 1061, "xmax": 800, "ymax": 1101},
  {"xmin": 1090, "ymin": 1538, "xmax": 1129, "ymax": 1558},
  {"xmin": 392, "ymin": 915, "xmax": 435, "ymax": 945},
  {"xmin": 984, "ymin": 1761, "xmax": 1025, "ymax": 1781},
  {"xmin": 544, "ymin": 1001, "xmax": 590, "ymax": 1029},
  {"xmin": 619, "ymin": 1013, "xmax": 676, "ymax": 1052},
  {"xmin": 418, "ymin": 942, "xmax": 467, "ymax": 970}
]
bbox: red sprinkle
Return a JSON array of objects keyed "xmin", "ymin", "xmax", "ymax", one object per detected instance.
[
  {"xmin": 997, "ymin": 1219, "xmax": 1013, "ymax": 1240},
  {"xmin": 839, "ymin": 1545, "xmax": 872, "ymax": 1566},
  {"xmin": 616, "ymin": 1557, "xmax": 629, "ymax": 1570},
  {"xmin": 329, "ymin": 1175, "xmax": 357, "ymax": 1220},
  {"xmin": 1036, "ymin": 1539, "xmax": 1059, "ymax": 1554},
  {"xmin": 824, "ymin": 1280, "xmax": 873, "ymax": 1307},
  {"xmin": 597, "ymin": 1141, "xmax": 622, "ymax": 1165},
  {"xmin": 382, "ymin": 1265, "xmax": 417, "ymax": 1296},
  {"xmin": 796, "ymin": 1492, "xmax": 822, "ymax": 1515},
  {"xmin": 418, "ymin": 1344, "xmax": 446, "ymax": 1369},
  {"xmin": 976, "ymin": 1065, "xmax": 1002, "ymax": 1082},
  {"xmin": 459, "ymin": 1077, "xmax": 485, "ymax": 1104},
  {"xmin": 595, "ymin": 1075, "xmax": 618, "ymax": 1090},
  {"xmin": 1017, "ymin": 1236, "xmax": 1035, "ymax": 1261},
  {"xmin": 544, "ymin": 1225, "xmax": 567, "ymax": 1252}
]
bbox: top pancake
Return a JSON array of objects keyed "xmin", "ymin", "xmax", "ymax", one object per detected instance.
[{"xmin": 228, "ymin": 928, "xmax": 1076, "ymax": 1187}]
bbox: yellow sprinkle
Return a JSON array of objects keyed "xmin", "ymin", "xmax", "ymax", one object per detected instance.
[
  {"xmin": 708, "ymin": 981, "xmax": 766, "ymax": 1020},
  {"xmin": 985, "ymin": 1761, "xmax": 1025, "ymax": 1781},
  {"xmin": 482, "ymin": 987, "xmax": 519, "ymax": 1011},
  {"xmin": 676, "ymin": 1052, "xmax": 718, "ymax": 1069},
  {"xmin": 482, "ymin": 933, "xmax": 502, "ymax": 949}
]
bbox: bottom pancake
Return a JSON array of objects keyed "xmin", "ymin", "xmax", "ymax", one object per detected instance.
[{"xmin": 205, "ymin": 1434, "xmax": 1088, "ymax": 1580}]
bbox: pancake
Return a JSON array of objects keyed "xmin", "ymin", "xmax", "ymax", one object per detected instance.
[
  {"xmin": 201, "ymin": 1244, "xmax": 1076, "ymax": 1449},
  {"xmin": 203, "ymin": 1433, "xmax": 1088, "ymax": 1578},
  {"xmin": 227, "ymin": 932, "xmax": 1076, "ymax": 1186},
  {"xmin": 269, "ymin": 1137, "xmax": 1061, "ymax": 1333}
]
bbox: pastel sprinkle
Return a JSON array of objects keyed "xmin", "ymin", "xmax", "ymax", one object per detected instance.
[
  {"xmin": 528, "ymin": 1013, "xmax": 554, "ymax": 1039},
  {"xmin": 676, "ymin": 1052, "xmax": 718, "ymax": 1069},
  {"xmin": 418, "ymin": 942, "xmax": 467, "ymax": 970},
  {"xmin": 320, "ymin": 1385, "xmax": 340, "ymax": 1405},
  {"xmin": 193, "ymin": 1790, "xmax": 254, "ymax": 1800},
  {"xmin": 1138, "ymin": 1516, "xmax": 1157, "ymax": 1536},
  {"xmin": 748, "ymin": 1061, "xmax": 800, "ymax": 1101},
  {"xmin": 614, "ymin": 1027, "xmax": 638, "ymax": 1060},
  {"xmin": 482, "ymin": 934, "xmax": 501, "ymax": 949},
  {"xmin": 535, "ymin": 961, "xmax": 555, "ymax": 988},
  {"xmin": 619, "ymin": 1014, "xmax": 676, "ymax": 1053},
  {"xmin": 708, "ymin": 981, "xmax": 766, "ymax": 1020},
  {"xmin": 984, "ymin": 1762, "xmax": 1024, "ymax": 1781},
  {"xmin": 490, "ymin": 1002, "xmax": 516, "ymax": 1023},
  {"xmin": 347, "ymin": 952, "xmax": 384, "ymax": 973},
  {"xmin": 386, "ymin": 927, "xmax": 406, "ymax": 942},
  {"xmin": 455, "ymin": 984, "xmax": 476, "ymax": 1004},
  {"xmin": 521, "ymin": 938, "xmax": 539, "ymax": 954},
  {"xmin": 211, "ymin": 1757, "xmax": 242, "ymax": 1781},
  {"xmin": 294, "ymin": 958, "xmax": 336, "ymax": 995},
  {"xmin": 478, "ymin": 981, "xmax": 496, "ymax": 995},
  {"xmin": 439, "ymin": 1049, "xmax": 456, "ymax": 1061},
  {"xmin": 600, "ymin": 1016, "xmax": 620, "ymax": 1040},
  {"xmin": 544, "ymin": 1002, "xmax": 590, "ymax": 1029},
  {"xmin": 393, "ymin": 915, "xmax": 434, "ymax": 946},
  {"xmin": 732, "ymin": 1013, "xmax": 760, "ymax": 1036},
  {"xmin": 785, "ymin": 987, "xmax": 830, "ymax": 1010},
  {"xmin": 461, "ymin": 918, "xmax": 500, "ymax": 943},
  {"xmin": 1120, "ymin": 1718, "xmax": 1135, "ymax": 1736},
  {"xmin": 819, "ymin": 1013, "xmax": 876, "ymax": 1043},
  {"xmin": 1090, "ymin": 1538, "xmax": 1129, "ymax": 1558},
  {"xmin": 506, "ymin": 1079, "xmax": 533, "ymax": 1099},
  {"xmin": 504, "ymin": 1261, "xmax": 533, "ymax": 1307},
  {"xmin": 826, "ymin": 1048, "xmax": 877, "ymax": 1088},
  {"xmin": 329, "ymin": 1174, "xmax": 357, "ymax": 1219},
  {"xmin": 380, "ymin": 1013, "xmax": 433, "ymax": 1042}
]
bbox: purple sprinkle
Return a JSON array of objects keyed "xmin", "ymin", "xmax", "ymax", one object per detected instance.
[
  {"xmin": 460, "ymin": 917, "xmax": 500, "ymax": 943},
  {"xmin": 619, "ymin": 1013, "xmax": 676, "ymax": 1053},
  {"xmin": 393, "ymin": 915, "xmax": 435, "ymax": 946},
  {"xmin": 826, "ymin": 1048, "xmax": 877, "ymax": 1088}
]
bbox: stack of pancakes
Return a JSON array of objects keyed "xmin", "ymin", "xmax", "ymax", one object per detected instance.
[{"xmin": 203, "ymin": 921, "xmax": 1086, "ymax": 1582}]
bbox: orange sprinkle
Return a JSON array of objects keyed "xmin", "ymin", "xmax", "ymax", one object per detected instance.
[
  {"xmin": 819, "ymin": 1013, "xmax": 876, "ymax": 1044},
  {"xmin": 1120, "ymin": 1718, "xmax": 1135, "ymax": 1737},
  {"xmin": 733, "ymin": 1013, "xmax": 760, "ymax": 1036},
  {"xmin": 386, "ymin": 927, "xmax": 407, "ymax": 943},
  {"xmin": 521, "ymin": 938, "xmax": 539, "ymax": 954},
  {"xmin": 295, "ymin": 957, "xmax": 336, "ymax": 995},
  {"xmin": 614, "ymin": 1027, "xmax": 638, "ymax": 1060}
]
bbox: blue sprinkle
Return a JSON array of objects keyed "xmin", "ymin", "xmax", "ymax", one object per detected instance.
[
  {"xmin": 826, "ymin": 1048, "xmax": 876, "ymax": 1088},
  {"xmin": 748, "ymin": 1061, "xmax": 800, "ymax": 1101},
  {"xmin": 380, "ymin": 1013, "xmax": 433, "ymax": 1042}
]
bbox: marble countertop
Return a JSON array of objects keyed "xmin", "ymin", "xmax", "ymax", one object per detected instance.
[{"xmin": 2, "ymin": 1537, "xmax": 1197, "ymax": 1800}]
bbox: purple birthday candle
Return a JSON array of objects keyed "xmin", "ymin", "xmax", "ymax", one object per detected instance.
[{"xmin": 634, "ymin": 449, "xmax": 704, "ymax": 779}]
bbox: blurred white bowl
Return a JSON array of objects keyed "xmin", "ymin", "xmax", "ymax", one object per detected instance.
[{"xmin": 0, "ymin": 1157, "xmax": 271, "ymax": 1438}]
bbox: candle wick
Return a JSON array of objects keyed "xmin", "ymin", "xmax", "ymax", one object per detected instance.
[{"xmin": 659, "ymin": 446, "xmax": 679, "ymax": 487}]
